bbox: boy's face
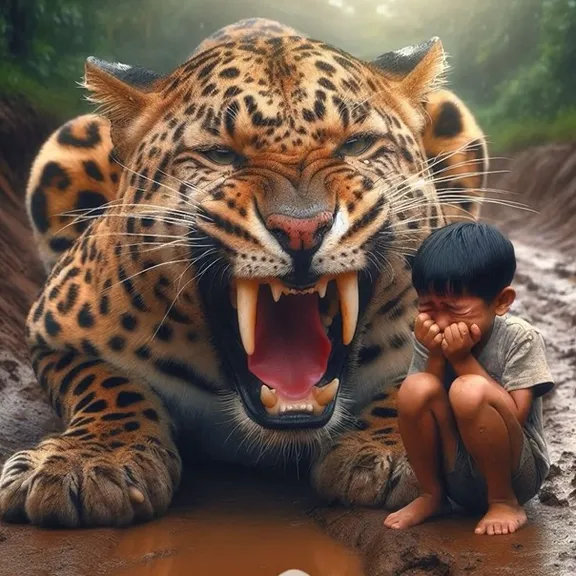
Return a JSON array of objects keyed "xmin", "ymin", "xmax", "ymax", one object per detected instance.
[{"xmin": 416, "ymin": 288, "xmax": 515, "ymax": 338}]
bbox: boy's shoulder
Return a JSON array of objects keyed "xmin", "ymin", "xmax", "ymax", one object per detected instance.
[
  {"xmin": 488, "ymin": 313, "xmax": 546, "ymax": 357},
  {"xmin": 491, "ymin": 314, "xmax": 554, "ymax": 395},
  {"xmin": 498, "ymin": 313, "xmax": 542, "ymax": 340}
]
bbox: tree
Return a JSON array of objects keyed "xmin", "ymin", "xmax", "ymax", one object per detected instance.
[{"xmin": 3, "ymin": 0, "xmax": 37, "ymax": 60}]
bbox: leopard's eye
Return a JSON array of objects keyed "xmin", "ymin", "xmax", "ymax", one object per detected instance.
[
  {"xmin": 201, "ymin": 148, "xmax": 241, "ymax": 166},
  {"xmin": 338, "ymin": 135, "xmax": 375, "ymax": 157}
]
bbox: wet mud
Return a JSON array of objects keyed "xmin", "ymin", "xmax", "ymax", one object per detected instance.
[
  {"xmin": 0, "ymin": 457, "xmax": 363, "ymax": 576},
  {"xmin": 0, "ymin": 100, "xmax": 575, "ymax": 575}
]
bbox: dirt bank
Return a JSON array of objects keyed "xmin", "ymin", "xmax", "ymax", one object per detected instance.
[
  {"xmin": 482, "ymin": 143, "xmax": 576, "ymax": 254},
  {"xmin": 0, "ymin": 98, "xmax": 575, "ymax": 576}
]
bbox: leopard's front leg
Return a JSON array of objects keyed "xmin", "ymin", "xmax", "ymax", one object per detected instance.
[
  {"xmin": 0, "ymin": 347, "xmax": 181, "ymax": 527},
  {"xmin": 312, "ymin": 387, "xmax": 418, "ymax": 510}
]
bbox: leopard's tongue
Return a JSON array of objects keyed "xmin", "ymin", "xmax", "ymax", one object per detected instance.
[{"xmin": 247, "ymin": 289, "xmax": 331, "ymax": 400}]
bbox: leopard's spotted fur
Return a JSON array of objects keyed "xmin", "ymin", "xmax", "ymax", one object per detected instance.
[{"xmin": 2, "ymin": 18, "xmax": 487, "ymax": 527}]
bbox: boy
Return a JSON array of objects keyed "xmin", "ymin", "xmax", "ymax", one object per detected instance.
[{"xmin": 384, "ymin": 222, "xmax": 554, "ymax": 536}]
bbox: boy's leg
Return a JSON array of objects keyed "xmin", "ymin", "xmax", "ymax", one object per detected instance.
[
  {"xmin": 384, "ymin": 373, "xmax": 459, "ymax": 529},
  {"xmin": 449, "ymin": 374, "xmax": 527, "ymax": 535}
]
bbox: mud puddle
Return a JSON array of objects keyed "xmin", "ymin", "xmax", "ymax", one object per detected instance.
[
  {"xmin": 112, "ymin": 464, "xmax": 363, "ymax": 576},
  {"xmin": 113, "ymin": 512, "xmax": 362, "ymax": 576},
  {"xmin": 0, "ymin": 464, "xmax": 363, "ymax": 576}
]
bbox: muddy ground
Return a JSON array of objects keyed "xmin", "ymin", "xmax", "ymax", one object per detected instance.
[{"xmin": 0, "ymin": 102, "xmax": 575, "ymax": 575}]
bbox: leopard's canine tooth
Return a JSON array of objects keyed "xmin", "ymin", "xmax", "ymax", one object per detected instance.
[
  {"xmin": 335, "ymin": 272, "xmax": 359, "ymax": 345},
  {"xmin": 316, "ymin": 277, "xmax": 329, "ymax": 298},
  {"xmin": 260, "ymin": 385, "xmax": 278, "ymax": 408},
  {"xmin": 268, "ymin": 280, "xmax": 283, "ymax": 302},
  {"xmin": 236, "ymin": 279, "xmax": 258, "ymax": 355},
  {"xmin": 313, "ymin": 378, "xmax": 339, "ymax": 406}
]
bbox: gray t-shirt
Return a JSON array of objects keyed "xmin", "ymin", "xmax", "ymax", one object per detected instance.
[{"xmin": 408, "ymin": 313, "xmax": 555, "ymax": 481}]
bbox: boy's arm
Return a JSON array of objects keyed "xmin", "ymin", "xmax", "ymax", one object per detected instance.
[
  {"xmin": 508, "ymin": 389, "xmax": 536, "ymax": 425},
  {"xmin": 425, "ymin": 353, "xmax": 446, "ymax": 381},
  {"xmin": 500, "ymin": 329, "xmax": 554, "ymax": 420},
  {"xmin": 408, "ymin": 333, "xmax": 446, "ymax": 381}
]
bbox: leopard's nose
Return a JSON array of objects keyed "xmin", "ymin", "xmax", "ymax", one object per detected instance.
[{"xmin": 266, "ymin": 211, "xmax": 333, "ymax": 254}]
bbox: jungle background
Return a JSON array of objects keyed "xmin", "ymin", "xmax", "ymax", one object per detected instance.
[{"xmin": 1, "ymin": 0, "xmax": 575, "ymax": 153}]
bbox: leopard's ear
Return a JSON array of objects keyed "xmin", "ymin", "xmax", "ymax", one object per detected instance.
[
  {"xmin": 372, "ymin": 38, "xmax": 447, "ymax": 100},
  {"xmin": 83, "ymin": 58, "xmax": 162, "ymax": 120},
  {"xmin": 83, "ymin": 58, "xmax": 163, "ymax": 156}
]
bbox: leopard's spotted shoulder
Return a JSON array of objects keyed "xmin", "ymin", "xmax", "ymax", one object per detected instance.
[
  {"xmin": 422, "ymin": 89, "xmax": 487, "ymax": 221},
  {"xmin": 26, "ymin": 114, "xmax": 118, "ymax": 272}
]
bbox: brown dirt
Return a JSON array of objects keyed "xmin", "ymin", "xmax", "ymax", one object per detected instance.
[
  {"xmin": 0, "ymin": 95, "xmax": 52, "ymax": 363},
  {"xmin": 0, "ymin": 98, "xmax": 575, "ymax": 576}
]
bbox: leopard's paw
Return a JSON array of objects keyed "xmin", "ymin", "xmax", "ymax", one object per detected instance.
[
  {"xmin": 312, "ymin": 432, "xmax": 418, "ymax": 508},
  {"xmin": 0, "ymin": 435, "xmax": 181, "ymax": 527}
]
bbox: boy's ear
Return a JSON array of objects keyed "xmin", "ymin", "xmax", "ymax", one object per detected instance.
[{"xmin": 495, "ymin": 286, "xmax": 516, "ymax": 316}]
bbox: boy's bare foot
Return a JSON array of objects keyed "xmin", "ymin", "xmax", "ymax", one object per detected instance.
[
  {"xmin": 474, "ymin": 501, "xmax": 527, "ymax": 535},
  {"xmin": 384, "ymin": 494, "xmax": 445, "ymax": 529}
]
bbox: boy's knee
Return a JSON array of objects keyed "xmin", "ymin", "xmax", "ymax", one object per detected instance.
[
  {"xmin": 449, "ymin": 375, "xmax": 491, "ymax": 418},
  {"xmin": 398, "ymin": 373, "xmax": 445, "ymax": 413}
]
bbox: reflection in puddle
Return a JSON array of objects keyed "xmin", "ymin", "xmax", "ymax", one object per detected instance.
[
  {"xmin": 114, "ymin": 513, "xmax": 362, "ymax": 576},
  {"xmin": 113, "ymin": 464, "xmax": 364, "ymax": 576}
]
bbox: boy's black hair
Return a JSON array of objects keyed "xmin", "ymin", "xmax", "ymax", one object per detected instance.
[{"xmin": 412, "ymin": 222, "xmax": 516, "ymax": 302}]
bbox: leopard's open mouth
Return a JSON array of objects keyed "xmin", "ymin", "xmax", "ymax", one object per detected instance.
[{"xmin": 220, "ymin": 273, "xmax": 361, "ymax": 429}]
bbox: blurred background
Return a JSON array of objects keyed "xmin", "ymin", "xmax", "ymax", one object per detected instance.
[{"xmin": 1, "ymin": 0, "xmax": 575, "ymax": 153}]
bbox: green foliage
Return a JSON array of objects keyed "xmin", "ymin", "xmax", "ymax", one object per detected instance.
[
  {"xmin": 471, "ymin": 0, "xmax": 576, "ymax": 150},
  {"xmin": 0, "ymin": 59, "xmax": 88, "ymax": 117},
  {"xmin": 0, "ymin": 0, "xmax": 98, "ymax": 117},
  {"xmin": 0, "ymin": 0, "xmax": 575, "ymax": 150},
  {"xmin": 478, "ymin": 107, "xmax": 576, "ymax": 153}
]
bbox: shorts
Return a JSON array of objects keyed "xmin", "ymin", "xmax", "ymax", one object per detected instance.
[{"xmin": 445, "ymin": 433, "xmax": 543, "ymax": 513}]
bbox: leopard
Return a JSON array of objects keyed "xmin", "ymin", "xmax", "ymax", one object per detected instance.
[{"xmin": 0, "ymin": 18, "xmax": 488, "ymax": 527}]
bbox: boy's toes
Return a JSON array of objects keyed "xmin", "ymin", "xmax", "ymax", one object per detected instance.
[
  {"xmin": 474, "ymin": 521, "xmax": 487, "ymax": 535},
  {"xmin": 384, "ymin": 511, "xmax": 404, "ymax": 529}
]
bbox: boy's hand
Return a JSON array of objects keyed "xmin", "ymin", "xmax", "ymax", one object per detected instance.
[
  {"xmin": 414, "ymin": 313, "xmax": 443, "ymax": 355},
  {"xmin": 441, "ymin": 322, "xmax": 482, "ymax": 363}
]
